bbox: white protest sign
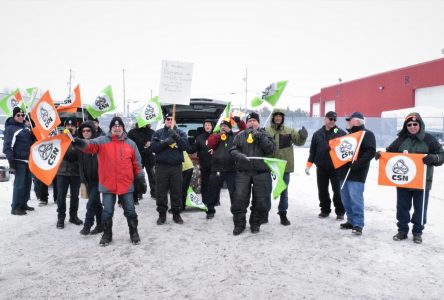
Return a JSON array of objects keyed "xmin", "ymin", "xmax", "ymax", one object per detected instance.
[{"xmin": 159, "ymin": 60, "xmax": 193, "ymax": 105}]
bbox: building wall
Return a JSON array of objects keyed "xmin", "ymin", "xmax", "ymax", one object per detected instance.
[{"xmin": 310, "ymin": 58, "xmax": 444, "ymax": 117}]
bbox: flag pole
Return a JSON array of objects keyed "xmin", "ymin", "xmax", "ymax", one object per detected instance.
[
  {"xmin": 421, "ymin": 160, "xmax": 428, "ymax": 225},
  {"xmin": 341, "ymin": 131, "xmax": 366, "ymax": 189}
]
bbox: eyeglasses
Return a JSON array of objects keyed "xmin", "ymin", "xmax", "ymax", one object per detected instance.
[
  {"xmin": 16, "ymin": 113, "xmax": 25, "ymax": 117},
  {"xmin": 165, "ymin": 117, "xmax": 173, "ymax": 121},
  {"xmin": 328, "ymin": 118, "xmax": 337, "ymax": 121},
  {"xmin": 407, "ymin": 123, "xmax": 419, "ymax": 127},
  {"xmin": 82, "ymin": 129, "xmax": 91, "ymax": 133}
]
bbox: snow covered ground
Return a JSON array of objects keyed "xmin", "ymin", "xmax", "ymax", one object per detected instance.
[{"xmin": 1, "ymin": 148, "xmax": 443, "ymax": 299}]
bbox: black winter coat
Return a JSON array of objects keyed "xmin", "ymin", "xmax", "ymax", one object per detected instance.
[
  {"xmin": 78, "ymin": 121, "xmax": 99, "ymax": 185},
  {"xmin": 230, "ymin": 128, "xmax": 276, "ymax": 172},
  {"xmin": 308, "ymin": 125, "xmax": 347, "ymax": 170},
  {"xmin": 151, "ymin": 126, "xmax": 188, "ymax": 166},
  {"xmin": 188, "ymin": 131, "xmax": 213, "ymax": 170},
  {"xmin": 128, "ymin": 126, "xmax": 155, "ymax": 166},
  {"xmin": 3, "ymin": 117, "xmax": 33, "ymax": 161},
  {"xmin": 207, "ymin": 131, "xmax": 236, "ymax": 172},
  {"xmin": 339, "ymin": 125, "xmax": 376, "ymax": 183}
]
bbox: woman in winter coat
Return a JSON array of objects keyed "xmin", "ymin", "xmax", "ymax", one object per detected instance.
[{"xmin": 376, "ymin": 112, "xmax": 444, "ymax": 244}]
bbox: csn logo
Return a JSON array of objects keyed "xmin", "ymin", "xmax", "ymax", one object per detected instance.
[
  {"xmin": 144, "ymin": 105, "xmax": 156, "ymax": 120},
  {"xmin": 39, "ymin": 107, "xmax": 54, "ymax": 128},
  {"xmin": 339, "ymin": 140, "xmax": 354, "ymax": 158},
  {"xmin": 95, "ymin": 96, "xmax": 109, "ymax": 110},
  {"xmin": 38, "ymin": 143, "xmax": 60, "ymax": 166},
  {"xmin": 386, "ymin": 155, "xmax": 416, "ymax": 185},
  {"xmin": 391, "ymin": 159, "xmax": 409, "ymax": 181}
]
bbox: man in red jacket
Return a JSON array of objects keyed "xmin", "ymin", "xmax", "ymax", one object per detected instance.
[{"xmin": 74, "ymin": 117, "xmax": 147, "ymax": 246}]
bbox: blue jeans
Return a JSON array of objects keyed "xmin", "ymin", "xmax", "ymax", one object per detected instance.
[
  {"xmin": 11, "ymin": 161, "xmax": 32, "ymax": 210},
  {"xmin": 84, "ymin": 183, "xmax": 103, "ymax": 228},
  {"xmin": 102, "ymin": 193, "xmax": 137, "ymax": 222},
  {"xmin": 340, "ymin": 180, "xmax": 365, "ymax": 228},
  {"xmin": 396, "ymin": 188, "xmax": 430, "ymax": 235},
  {"xmin": 265, "ymin": 172, "xmax": 290, "ymax": 213},
  {"xmin": 56, "ymin": 175, "xmax": 81, "ymax": 219}
]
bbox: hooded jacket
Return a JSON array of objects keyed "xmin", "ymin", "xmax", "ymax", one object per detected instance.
[
  {"xmin": 3, "ymin": 117, "xmax": 33, "ymax": 162},
  {"xmin": 77, "ymin": 121, "xmax": 99, "ymax": 185},
  {"xmin": 57, "ymin": 128, "xmax": 79, "ymax": 177},
  {"xmin": 385, "ymin": 112, "xmax": 444, "ymax": 190},
  {"xmin": 188, "ymin": 120, "xmax": 214, "ymax": 170},
  {"xmin": 128, "ymin": 124, "xmax": 155, "ymax": 166},
  {"xmin": 265, "ymin": 109, "xmax": 307, "ymax": 173}
]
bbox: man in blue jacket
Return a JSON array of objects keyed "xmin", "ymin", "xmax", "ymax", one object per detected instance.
[
  {"xmin": 3, "ymin": 107, "xmax": 34, "ymax": 215},
  {"xmin": 151, "ymin": 113, "xmax": 188, "ymax": 225}
]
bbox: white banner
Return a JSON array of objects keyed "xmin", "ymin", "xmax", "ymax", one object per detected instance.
[{"xmin": 159, "ymin": 60, "xmax": 193, "ymax": 105}]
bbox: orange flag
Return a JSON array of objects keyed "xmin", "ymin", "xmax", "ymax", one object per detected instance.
[
  {"xmin": 28, "ymin": 133, "xmax": 72, "ymax": 186},
  {"xmin": 29, "ymin": 90, "xmax": 61, "ymax": 141},
  {"xmin": 57, "ymin": 84, "xmax": 81, "ymax": 113},
  {"xmin": 378, "ymin": 152, "xmax": 426, "ymax": 189},
  {"xmin": 328, "ymin": 131, "xmax": 365, "ymax": 169}
]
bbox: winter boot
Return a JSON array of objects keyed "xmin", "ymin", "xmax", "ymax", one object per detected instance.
[
  {"xmin": 393, "ymin": 232, "xmax": 408, "ymax": 241},
  {"xmin": 90, "ymin": 224, "xmax": 104, "ymax": 235},
  {"xmin": 260, "ymin": 212, "xmax": 269, "ymax": 224},
  {"xmin": 127, "ymin": 218, "xmax": 140, "ymax": 245},
  {"xmin": 69, "ymin": 214, "xmax": 84, "ymax": 225},
  {"xmin": 79, "ymin": 226, "xmax": 91, "ymax": 235},
  {"xmin": 56, "ymin": 216, "xmax": 65, "ymax": 229},
  {"xmin": 99, "ymin": 219, "xmax": 113, "ymax": 246},
  {"xmin": 157, "ymin": 212, "xmax": 167, "ymax": 225},
  {"xmin": 340, "ymin": 222, "xmax": 353, "ymax": 230},
  {"xmin": 233, "ymin": 225, "xmax": 246, "ymax": 236},
  {"xmin": 173, "ymin": 213, "xmax": 184, "ymax": 224},
  {"xmin": 278, "ymin": 211, "xmax": 291, "ymax": 226},
  {"xmin": 250, "ymin": 224, "xmax": 260, "ymax": 234},
  {"xmin": 413, "ymin": 234, "xmax": 423, "ymax": 244}
]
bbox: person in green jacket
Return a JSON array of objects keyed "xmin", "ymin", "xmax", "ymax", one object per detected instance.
[{"xmin": 265, "ymin": 109, "xmax": 308, "ymax": 225}]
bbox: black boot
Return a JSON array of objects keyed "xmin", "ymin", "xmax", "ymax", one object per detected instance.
[
  {"xmin": 99, "ymin": 219, "xmax": 113, "ymax": 246},
  {"xmin": 56, "ymin": 216, "xmax": 64, "ymax": 229},
  {"xmin": 79, "ymin": 226, "xmax": 91, "ymax": 235},
  {"xmin": 69, "ymin": 214, "xmax": 84, "ymax": 225},
  {"xmin": 90, "ymin": 224, "xmax": 104, "ymax": 235},
  {"xmin": 157, "ymin": 212, "xmax": 167, "ymax": 225},
  {"xmin": 127, "ymin": 218, "xmax": 140, "ymax": 245},
  {"xmin": 261, "ymin": 212, "xmax": 269, "ymax": 224},
  {"xmin": 173, "ymin": 213, "xmax": 184, "ymax": 224},
  {"xmin": 278, "ymin": 211, "xmax": 291, "ymax": 226}
]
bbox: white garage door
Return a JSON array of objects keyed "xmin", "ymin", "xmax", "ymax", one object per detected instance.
[
  {"xmin": 415, "ymin": 85, "xmax": 444, "ymax": 109},
  {"xmin": 324, "ymin": 100, "xmax": 335, "ymax": 114},
  {"xmin": 312, "ymin": 103, "xmax": 320, "ymax": 117}
]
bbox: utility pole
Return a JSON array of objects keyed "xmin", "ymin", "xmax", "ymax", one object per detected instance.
[
  {"xmin": 245, "ymin": 67, "xmax": 248, "ymax": 110},
  {"xmin": 123, "ymin": 68, "xmax": 126, "ymax": 116},
  {"xmin": 68, "ymin": 69, "xmax": 72, "ymax": 96}
]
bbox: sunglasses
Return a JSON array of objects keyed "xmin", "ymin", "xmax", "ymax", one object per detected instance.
[
  {"xmin": 165, "ymin": 117, "xmax": 173, "ymax": 121},
  {"xmin": 16, "ymin": 113, "xmax": 25, "ymax": 117},
  {"xmin": 328, "ymin": 118, "xmax": 337, "ymax": 121},
  {"xmin": 407, "ymin": 123, "xmax": 419, "ymax": 127},
  {"xmin": 82, "ymin": 129, "xmax": 91, "ymax": 133}
]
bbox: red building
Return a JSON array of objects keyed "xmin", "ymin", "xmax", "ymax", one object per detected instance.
[{"xmin": 310, "ymin": 57, "xmax": 444, "ymax": 117}]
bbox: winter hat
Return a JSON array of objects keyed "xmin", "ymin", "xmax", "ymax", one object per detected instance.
[
  {"xmin": 221, "ymin": 118, "xmax": 232, "ymax": 129},
  {"xmin": 163, "ymin": 112, "xmax": 173, "ymax": 120},
  {"xmin": 325, "ymin": 111, "xmax": 337, "ymax": 119},
  {"xmin": 64, "ymin": 117, "xmax": 77, "ymax": 127},
  {"xmin": 109, "ymin": 116, "xmax": 125, "ymax": 131},
  {"xmin": 246, "ymin": 112, "xmax": 260, "ymax": 123},
  {"xmin": 345, "ymin": 111, "xmax": 364, "ymax": 121},
  {"xmin": 203, "ymin": 119, "xmax": 214, "ymax": 127},
  {"xmin": 13, "ymin": 107, "xmax": 24, "ymax": 117},
  {"xmin": 78, "ymin": 121, "xmax": 96, "ymax": 138}
]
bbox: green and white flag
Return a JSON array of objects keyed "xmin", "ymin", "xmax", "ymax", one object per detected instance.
[
  {"xmin": 136, "ymin": 96, "xmax": 162, "ymax": 127},
  {"xmin": 213, "ymin": 101, "xmax": 231, "ymax": 132},
  {"xmin": 0, "ymin": 89, "xmax": 22, "ymax": 117},
  {"xmin": 263, "ymin": 157, "xmax": 288, "ymax": 199},
  {"xmin": 185, "ymin": 186, "xmax": 208, "ymax": 211},
  {"xmin": 20, "ymin": 87, "xmax": 39, "ymax": 113},
  {"xmin": 251, "ymin": 80, "xmax": 288, "ymax": 108},
  {"xmin": 86, "ymin": 85, "xmax": 115, "ymax": 119}
]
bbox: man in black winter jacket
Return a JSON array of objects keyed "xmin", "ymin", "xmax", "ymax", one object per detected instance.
[
  {"xmin": 229, "ymin": 112, "xmax": 275, "ymax": 235},
  {"xmin": 339, "ymin": 112, "xmax": 376, "ymax": 236},
  {"xmin": 128, "ymin": 123, "xmax": 156, "ymax": 201},
  {"xmin": 151, "ymin": 113, "xmax": 188, "ymax": 225},
  {"xmin": 188, "ymin": 119, "xmax": 214, "ymax": 207},
  {"xmin": 56, "ymin": 117, "xmax": 83, "ymax": 229},
  {"xmin": 306, "ymin": 111, "xmax": 346, "ymax": 219},
  {"xmin": 78, "ymin": 121, "xmax": 103, "ymax": 235}
]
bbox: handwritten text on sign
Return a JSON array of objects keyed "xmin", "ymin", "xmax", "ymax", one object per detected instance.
[{"xmin": 159, "ymin": 60, "xmax": 193, "ymax": 105}]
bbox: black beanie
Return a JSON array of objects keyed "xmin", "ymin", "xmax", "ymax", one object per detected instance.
[
  {"xmin": 109, "ymin": 116, "xmax": 125, "ymax": 131},
  {"xmin": 64, "ymin": 117, "xmax": 77, "ymax": 127},
  {"xmin": 246, "ymin": 112, "xmax": 260, "ymax": 123},
  {"xmin": 13, "ymin": 107, "xmax": 23, "ymax": 117},
  {"xmin": 221, "ymin": 118, "xmax": 232, "ymax": 129}
]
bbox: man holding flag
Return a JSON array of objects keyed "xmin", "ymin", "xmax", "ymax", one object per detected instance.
[
  {"xmin": 3, "ymin": 107, "xmax": 34, "ymax": 215},
  {"xmin": 375, "ymin": 113, "xmax": 444, "ymax": 244},
  {"xmin": 339, "ymin": 112, "xmax": 376, "ymax": 235},
  {"xmin": 229, "ymin": 112, "xmax": 275, "ymax": 235}
]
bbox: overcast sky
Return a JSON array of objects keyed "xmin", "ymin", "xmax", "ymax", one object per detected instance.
[{"xmin": 1, "ymin": 0, "xmax": 443, "ymax": 112}]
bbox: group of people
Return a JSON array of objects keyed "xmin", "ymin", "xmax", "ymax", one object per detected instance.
[{"xmin": 3, "ymin": 105, "xmax": 443, "ymax": 245}]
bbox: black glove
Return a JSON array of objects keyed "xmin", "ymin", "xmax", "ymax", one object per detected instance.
[
  {"xmin": 8, "ymin": 159, "xmax": 16, "ymax": 174},
  {"xmin": 162, "ymin": 136, "xmax": 175, "ymax": 146},
  {"xmin": 135, "ymin": 175, "xmax": 147, "ymax": 194},
  {"xmin": 298, "ymin": 126, "xmax": 308, "ymax": 140},
  {"xmin": 237, "ymin": 153, "xmax": 250, "ymax": 164},
  {"xmin": 72, "ymin": 137, "xmax": 87, "ymax": 149},
  {"xmin": 423, "ymin": 154, "xmax": 439, "ymax": 165},
  {"xmin": 252, "ymin": 130, "xmax": 264, "ymax": 140},
  {"xmin": 233, "ymin": 116, "xmax": 241, "ymax": 123},
  {"xmin": 168, "ymin": 128, "xmax": 180, "ymax": 141},
  {"xmin": 375, "ymin": 151, "xmax": 381, "ymax": 160}
]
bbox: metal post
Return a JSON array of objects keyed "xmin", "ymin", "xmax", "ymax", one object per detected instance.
[
  {"xmin": 123, "ymin": 68, "xmax": 126, "ymax": 116},
  {"xmin": 245, "ymin": 67, "xmax": 248, "ymax": 110},
  {"xmin": 68, "ymin": 69, "xmax": 72, "ymax": 96}
]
